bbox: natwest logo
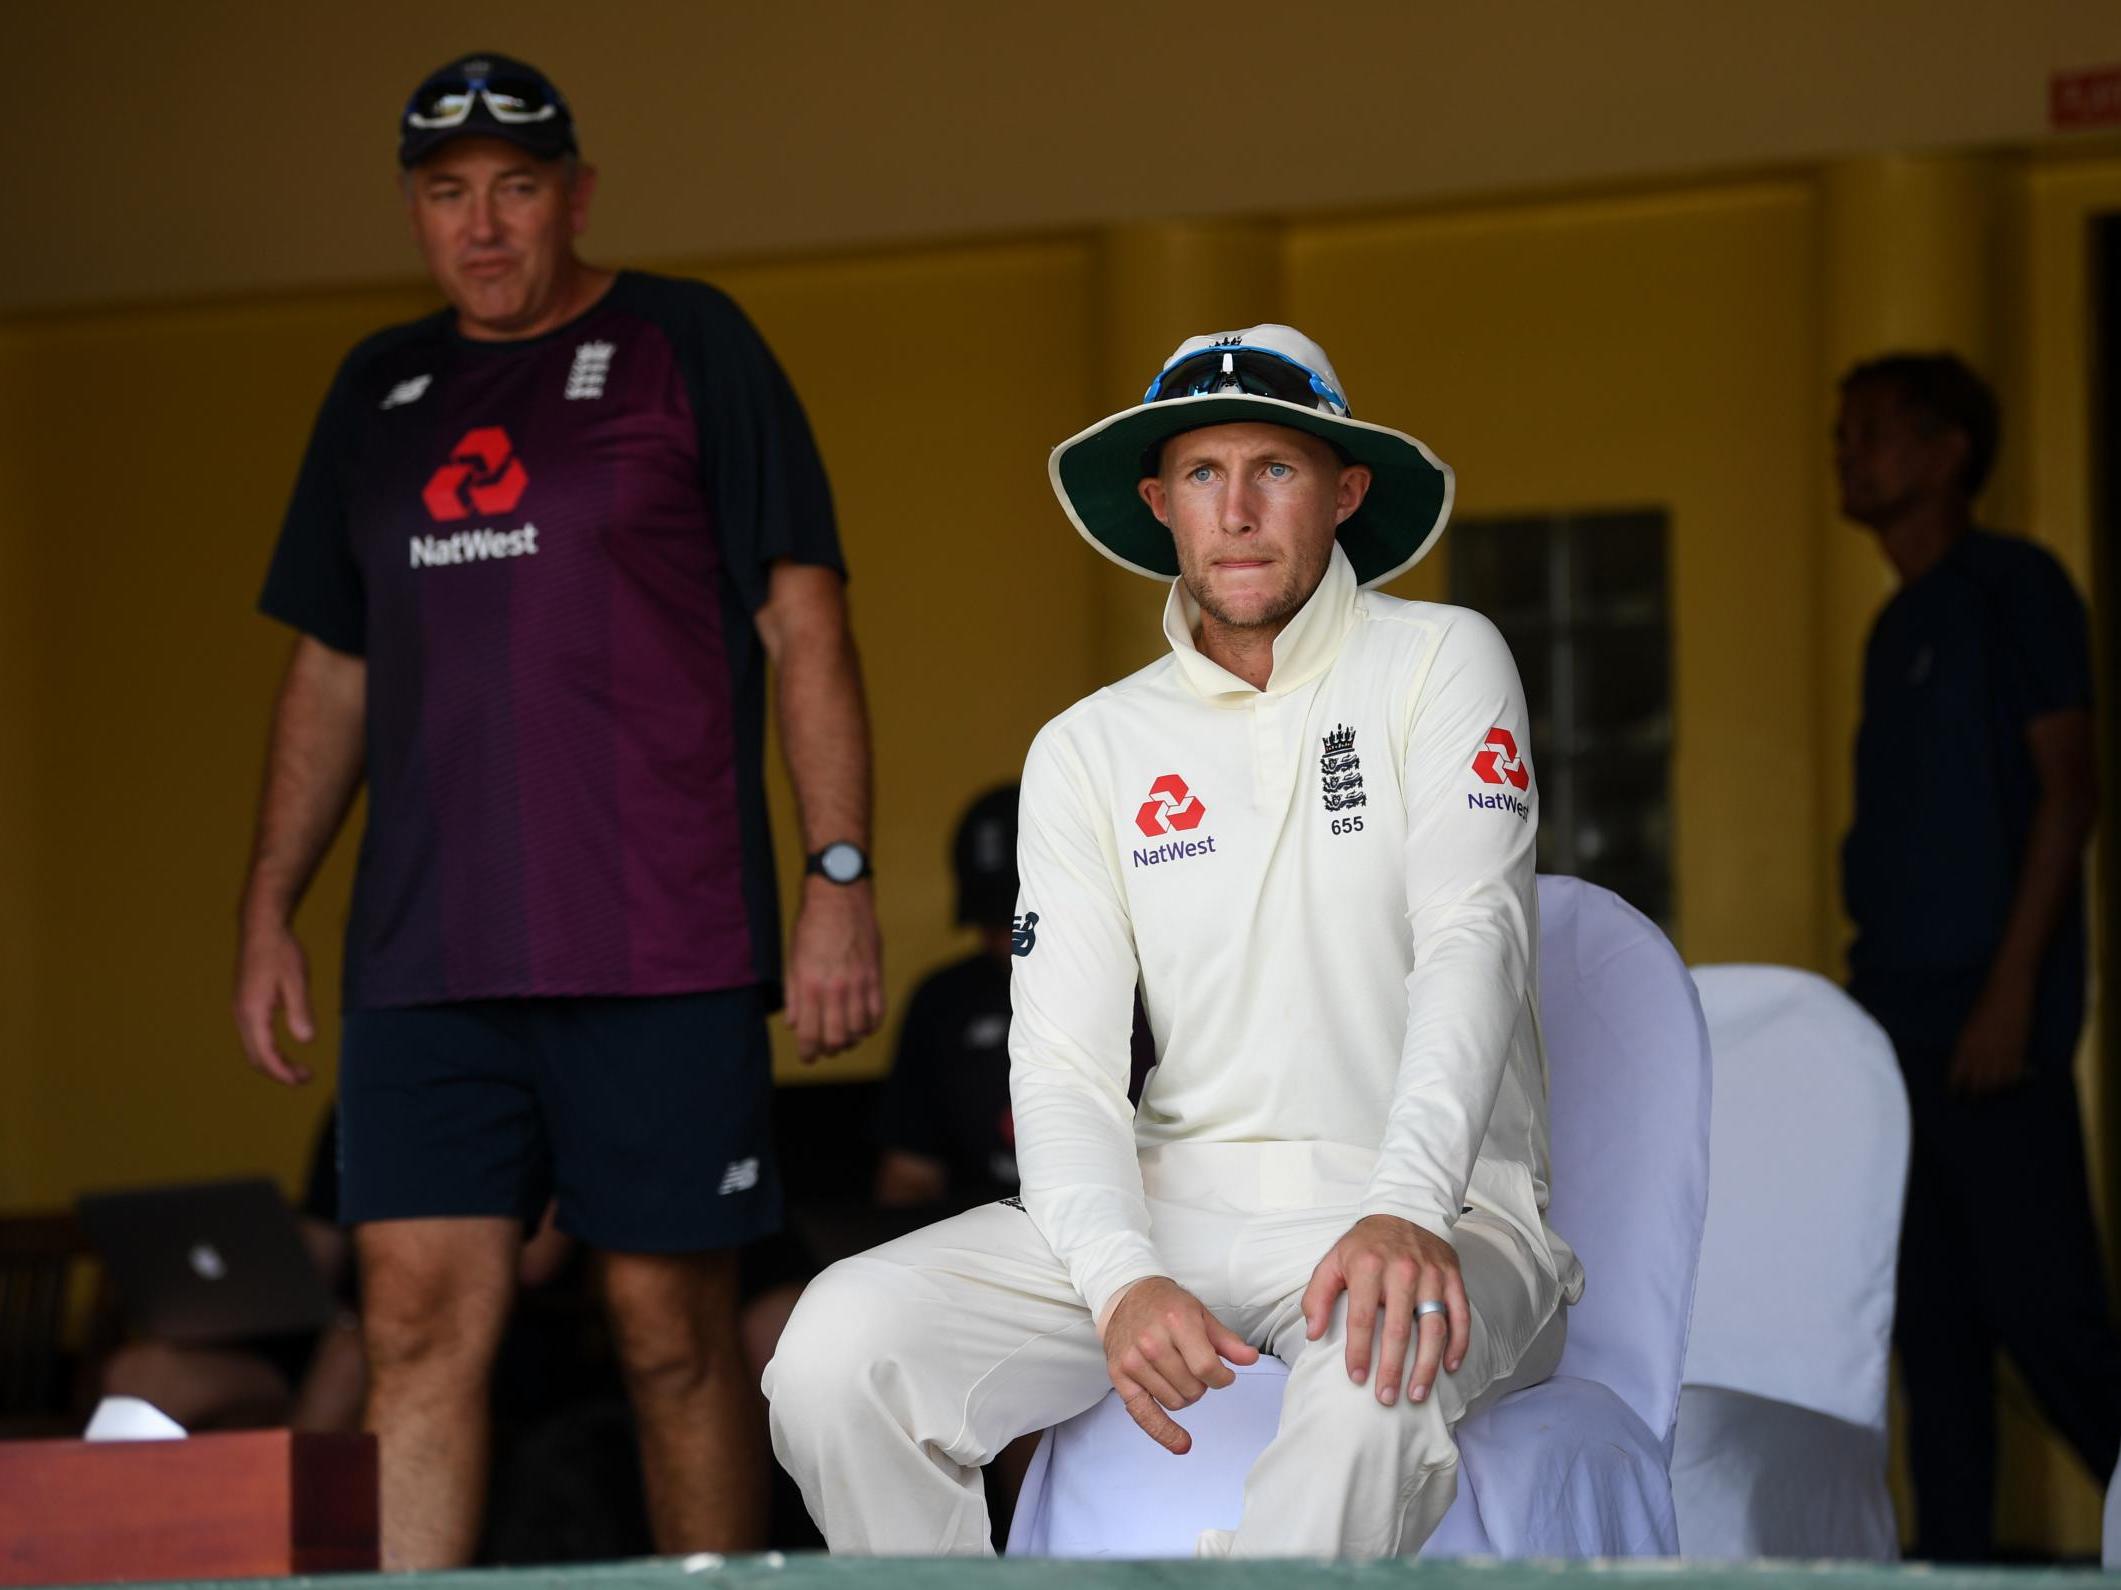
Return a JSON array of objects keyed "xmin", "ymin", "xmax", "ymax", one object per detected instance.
[
  {"xmin": 1471, "ymin": 726, "xmax": 1531, "ymax": 791},
  {"xmin": 423, "ymin": 426, "xmax": 528, "ymax": 522},
  {"xmin": 1135, "ymin": 773, "xmax": 1206, "ymax": 838}
]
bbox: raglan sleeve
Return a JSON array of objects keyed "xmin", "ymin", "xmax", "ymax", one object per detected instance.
[
  {"xmin": 258, "ymin": 357, "xmax": 367, "ymax": 656},
  {"xmin": 1357, "ymin": 610, "xmax": 1540, "ymax": 1240},
  {"xmin": 1008, "ymin": 719, "xmax": 1167, "ymax": 1322},
  {"xmin": 687, "ymin": 287, "xmax": 844, "ymax": 612}
]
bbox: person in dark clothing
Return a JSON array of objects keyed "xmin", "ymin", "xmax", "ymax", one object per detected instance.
[
  {"xmin": 230, "ymin": 51, "xmax": 881, "ymax": 1568},
  {"xmin": 1836, "ymin": 350, "xmax": 2121, "ymax": 1560},
  {"xmin": 875, "ymin": 786, "xmax": 1024, "ymax": 1212},
  {"xmin": 100, "ymin": 1109, "xmax": 364, "ymax": 1432}
]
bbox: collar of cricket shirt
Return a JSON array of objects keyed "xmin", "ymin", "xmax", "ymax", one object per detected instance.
[{"xmin": 1162, "ymin": 540, "xmax": 1360, "ymax": 701}]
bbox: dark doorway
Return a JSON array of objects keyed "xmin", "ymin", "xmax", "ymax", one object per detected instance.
[{"xmin": 2093, "ymin": 213, "xmax": 2121, "ymax": 1277}]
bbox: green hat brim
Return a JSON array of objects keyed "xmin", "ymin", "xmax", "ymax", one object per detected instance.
[{"xmin": 1048, "ymin": 393, "xmax": 1455, "ymax": 589}]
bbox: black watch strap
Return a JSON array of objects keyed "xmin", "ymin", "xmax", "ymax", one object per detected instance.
[{"xmin": 805, "ymin": 841, "xmax": 871, "ymax": 885}]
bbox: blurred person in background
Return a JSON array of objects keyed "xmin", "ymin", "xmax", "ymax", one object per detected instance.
[
  {"xmin": 100, "ymin": 1109, "xmax": 363, "ymax": 1433},
  {"xmin": 874, "ymin": 783, "xmax": 1157, "ymax": 1218},
  {"xmin": 1836, "ymin": 351, "xmax": 2121, "ymax": 1560},
  {"xmin": 874, "ymin": 785, "xmax": 1025, "ymax": 1213},
  {"xmin": 230, "ymin": 51, "xmax": 881, "ymax": 1567}
]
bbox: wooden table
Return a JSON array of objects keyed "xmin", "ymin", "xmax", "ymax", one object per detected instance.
[{"xmin": 0, "ymin": 1430, "xmax": 376, "ymax": 1585}]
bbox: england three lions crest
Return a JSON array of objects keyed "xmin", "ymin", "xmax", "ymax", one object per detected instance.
[{"xmin": 1320, "ymin": 723, "xmax": 1367, "ymax": 812}]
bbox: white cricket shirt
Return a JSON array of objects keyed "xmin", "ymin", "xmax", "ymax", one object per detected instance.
[{"xmin": 1009, "ymin": 543, "xmax": 1586, "ymax": 1324}]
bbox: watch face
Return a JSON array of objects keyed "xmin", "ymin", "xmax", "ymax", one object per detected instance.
[{"xmin": 820, "ymin": 842, "xmax": 865, "ymax": 884}]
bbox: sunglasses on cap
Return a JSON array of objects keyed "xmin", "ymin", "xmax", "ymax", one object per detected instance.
[
  {"xmin": 1143, "ymin": 346, "xmax": 1351, "ymax": 418},
  {"xmin": 405, "ymin": 73, "xmax": 564, "ymax": 129}
]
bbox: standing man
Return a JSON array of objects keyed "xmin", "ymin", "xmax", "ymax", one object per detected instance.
[
  {"xmin": 231, "ymin": 53, "xmax": 883, "ymax": 1567},
  {"xmin": 1837, "ymin": 352, "xmax": 2121, "ymax": 1560},
  {"xmin": 767, "ymin": 326, "xmax": 1581, "ymax": 1557}
]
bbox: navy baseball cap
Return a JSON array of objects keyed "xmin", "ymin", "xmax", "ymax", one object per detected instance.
[{"xmin": 398, "ymin": 52, "xmax": 578, "ymax": 169}]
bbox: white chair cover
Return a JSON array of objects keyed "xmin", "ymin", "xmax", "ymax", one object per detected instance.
[
  {"xmin": 1008, "ymin": 876, "xmax": 1712, "ymax": 1558},
  {"xmin": 1672, "ymin": 964, "xmax": 1909, "ymax": 1561},
  {"xmin": 1683, "ymin": 965, "xmax": 1906, "ymax": 1430},
  {"xmin": 1672, "ymin": 1386, "xmax": 1897, "ymax": 1560}
]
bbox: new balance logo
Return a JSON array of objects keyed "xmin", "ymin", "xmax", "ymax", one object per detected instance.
[
  {"xmin": 380, "ymin": 375, "xmax": 432, "ymax": 409},
  {"xmin": 565, "ymin": 340, "xmax": 615, "ymax": 399},
  {"xmin": 718, "ymin": 1158, "xmax": 760, "ymax": 1196},
  {"xmin": 408, "ymin": 524, "xmax": 540, "ymax": 568}
]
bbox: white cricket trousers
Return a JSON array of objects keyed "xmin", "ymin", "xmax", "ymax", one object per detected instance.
[{"xmin": 764, "ymin": 1141, "xmax": 1566, "ymax": 1557}]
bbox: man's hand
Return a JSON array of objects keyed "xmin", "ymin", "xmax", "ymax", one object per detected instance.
[
  {"xmin": 232, "ymin": 920, "xmax": 317, "ymax": 1085},
  {"xmin": 785, "ymin": 876, "xmax": 883, "ymax": 1061},
  {"xmin": 1302, "ymin": 1214, "xmax": 1467, "ymax": 1407},
  {"xmin": 1101, "ymin": 1276, "xmax": 1259, "ymax": 1454},
  {"xmin": 1951, "ymin": 974, "xmax": 2035, "ymax": 1095}
]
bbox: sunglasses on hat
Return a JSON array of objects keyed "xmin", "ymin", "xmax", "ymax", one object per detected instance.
[
  {"xmin": 405, "ymin": 71, "xmax": 564, "ymax": 130},
  {"xmin": 1143, "ymin": 345, "xmax": 1351, "ymax": 418}
]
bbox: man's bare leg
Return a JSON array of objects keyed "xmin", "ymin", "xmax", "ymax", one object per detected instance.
[
  {"xmin": 600, "ymin": 1248, "xmax": 762, "ymax": 1552},
  {"xmin": 357, "ymin": 1218, "xmax": 519, "ymax": 1570}
]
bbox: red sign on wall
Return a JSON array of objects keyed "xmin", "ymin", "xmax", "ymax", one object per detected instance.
[{"xmin": 2052, "ymin": 66, "xmax": 2121, "ymax": 132}]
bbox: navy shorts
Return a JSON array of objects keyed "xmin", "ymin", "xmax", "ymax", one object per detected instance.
[{"xmin": 337, "ymin": 989, "xmax": 780, "ymax": 1253}]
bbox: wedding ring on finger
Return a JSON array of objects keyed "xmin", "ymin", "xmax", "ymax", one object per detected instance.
[{"xmin": 1415, "ymin": 1299, "xmax": 1448, "ymax": 1320}]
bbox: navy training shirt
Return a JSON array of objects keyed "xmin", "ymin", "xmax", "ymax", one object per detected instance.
[
  {"xmin": 260, "ymin": 272, "xmax": 843, "ymax": 1011},
  {"xmin": 1842, "ymin": 530, "xmax": 2092, "ymax": 1055}
]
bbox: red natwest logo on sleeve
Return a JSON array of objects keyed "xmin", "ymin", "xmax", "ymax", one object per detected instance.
[
  {"xmin": 423, "ymin": 427, "xmax": 529, "ymax": 522},
  {"xmin": 1135, "ymin": 774, "xmax": 1206, "ymax": 837},
  {"xmin": 1471, "ymin": 727, "xmax": 1531, "ymax": 791}
]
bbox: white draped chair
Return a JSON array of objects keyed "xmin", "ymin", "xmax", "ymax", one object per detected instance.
[
  {"xmin": 1670, "ymin": 964, "xmax": 1908, "ymax": 1560},
  {"xmin": 1007, "ymin": 875, "xmax": 1712, "ymax": 1558}
]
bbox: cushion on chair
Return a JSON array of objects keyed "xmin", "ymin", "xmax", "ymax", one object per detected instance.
[
  {"xmin": 1683, "ymin": 966, "xmax": 1907, "ymax": 1433},
  {"xmin": 1671, "ymin": 1384, "xmax": 1898, "ymax": 1560},
  {"xmin": 1535, "ymin": 877, "xmax": 1712, "ymax": 1446}
]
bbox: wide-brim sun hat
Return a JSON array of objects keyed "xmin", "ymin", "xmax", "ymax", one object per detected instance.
[{"xmin": 1048, "ymin": 324, "xmax": 1454, "ymax": 590}]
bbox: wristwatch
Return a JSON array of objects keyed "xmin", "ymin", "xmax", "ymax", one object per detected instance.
[{"xmin": 804, "ymin": 841, "xmax": 871, "ymax": 885}]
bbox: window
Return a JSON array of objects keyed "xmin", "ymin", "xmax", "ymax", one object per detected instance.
[{"xmin": 1448, "ymin": 508, "xmax": 1673, "ymax": 928}]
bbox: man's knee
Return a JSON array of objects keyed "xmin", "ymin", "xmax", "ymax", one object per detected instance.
[
  {"xmin": 601, "ymin": 1249, "xmax": 742, "ymax": 1397},
  {"xmin": 358, "ymin": 1221, "xmax": 515, "ymax": 1378},
  {"xmin": 1312, "ymin": 1357, "xmax": 1458, "ymax": 1456},
  {"xmin": 763, "ymin": 1256, "xmax": 918, "ymax": 1425},
  {"xmin": 1285, "ymin": 1303, "xmax": 1463, "ymax": 1466}
]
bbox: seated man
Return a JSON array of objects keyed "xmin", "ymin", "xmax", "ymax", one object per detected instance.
[
  {"xmin": 766, "ymin": 325, "xmax": 1583, "ymax": 1558},
  {"xmin": 101, "ymin": 1108, "xmax": 363, "ymax": 1433}
]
